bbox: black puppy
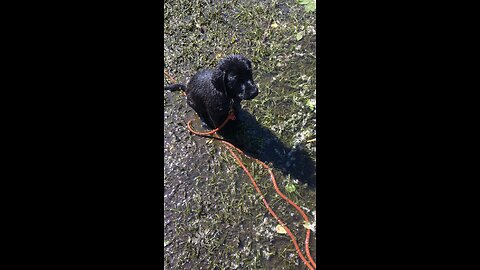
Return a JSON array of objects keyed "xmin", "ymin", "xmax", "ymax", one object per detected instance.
[{"xmin": 165, "ymin": 55, "xmax": 259, "ymax": 129}]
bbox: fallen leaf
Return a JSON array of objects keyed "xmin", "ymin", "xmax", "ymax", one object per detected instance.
[
  {"xmin": 302, "ymin": 221, "xmax": 316, "ymax": 232},
  {"xmin": 306, "ymin": 99, "xmax": 316, "ymax": 110},
  {"xmin": 296, "ymin": 31, "xmax": 305, "ymax": 41},
  {"xmin": 298, "ymin": 0, "xmax": 316, "ymax": 12},
  {"xmin": 285, "ymin": 183, "xmax": 296, "ymax": 193},
  {"xmin": 276, "ymin": 224, "xmax": 287, "ymax": 234}
]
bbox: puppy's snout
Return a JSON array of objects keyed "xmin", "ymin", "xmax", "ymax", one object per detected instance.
[
  {"xmin": 243, "ymin": 85, "xmax": 258, "ymax": 100},
  {"xmin": 250, "ymin": 86, "xmax": 259, "ymax": 99}
]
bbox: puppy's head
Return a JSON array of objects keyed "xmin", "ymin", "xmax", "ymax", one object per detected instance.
[{"xmin": 216, "ymin": 55, "xmax": 259, "ymax": 100}]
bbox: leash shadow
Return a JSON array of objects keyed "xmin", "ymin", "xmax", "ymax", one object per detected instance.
[{"xmin": 217, "ymin": 109, "xmax": 316, "ymax": 188}]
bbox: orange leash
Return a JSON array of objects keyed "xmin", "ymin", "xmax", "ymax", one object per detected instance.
[
  {"xmin": 164, "ymin": 68, "xmax": 176, "ymax": 84},
  {"xmin": 186, "ymin": 110, "xmax": 236, "ymax": 136},
  {"xmin": 187, "ymin": 112, "xmax": 316, "ymax": 269}
]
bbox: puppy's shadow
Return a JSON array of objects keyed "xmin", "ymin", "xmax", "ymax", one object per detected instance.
[{"xmin": 217, "ymin": 109, "xmax": 316, "ymax": 188}]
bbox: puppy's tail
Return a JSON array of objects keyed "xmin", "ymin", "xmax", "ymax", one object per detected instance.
[{"xmin": 164, "ymin": 84, "xmax": 186, "ymax": 92}]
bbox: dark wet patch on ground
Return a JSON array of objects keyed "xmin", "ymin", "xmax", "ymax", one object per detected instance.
[{"xmin": 164, "ymin": 0, "xmax": 316, "ymax": 269}]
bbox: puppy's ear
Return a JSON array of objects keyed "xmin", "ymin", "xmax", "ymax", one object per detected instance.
[{"xmin": 211, "ymin": 69, "xmax": 226, "ymax": 94}]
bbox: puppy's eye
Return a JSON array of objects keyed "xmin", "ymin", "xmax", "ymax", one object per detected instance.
[{"xmin": 228, "ymin": 74, "xmax": 237, "ymax": 80}]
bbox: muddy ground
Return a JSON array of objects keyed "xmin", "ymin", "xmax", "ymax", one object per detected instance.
[{"xmin": 164, "ymin": 0, "xmax": 316, "ymax": 269}]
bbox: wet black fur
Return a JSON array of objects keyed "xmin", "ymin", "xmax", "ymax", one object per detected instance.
[{"xmin": 165, "ymin": 55, "xmax": 259, "ymax": 129}]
